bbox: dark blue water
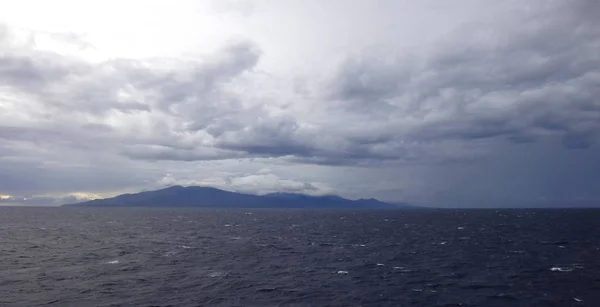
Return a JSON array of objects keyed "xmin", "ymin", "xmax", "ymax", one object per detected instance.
[{"xmin": 0, "ymin": 207, "xmax": 599, "ymax": 306}]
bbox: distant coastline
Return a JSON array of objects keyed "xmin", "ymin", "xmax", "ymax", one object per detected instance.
[{"xmin": 64, "ymin": 185, "xmax": 415, "ymax": 209}]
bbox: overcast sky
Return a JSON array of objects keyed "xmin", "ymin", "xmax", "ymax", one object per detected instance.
[{"xmin": 1, "ymin": 0, "xmax": 599, "ymax": 207}]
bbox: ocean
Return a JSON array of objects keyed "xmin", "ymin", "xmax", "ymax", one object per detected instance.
[{"xmin": 0, "ymin": 207, "xmax": 598, "ymax": 306}]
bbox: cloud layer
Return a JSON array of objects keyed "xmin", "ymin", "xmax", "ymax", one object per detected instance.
[{"xmin": 1, "ymin": 0, "xmax": 599, "ymax": 206}]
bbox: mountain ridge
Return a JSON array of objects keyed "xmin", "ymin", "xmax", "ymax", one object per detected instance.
[{"xmin": 63, "ymin": 185, "xmax": 414, "ymax": 209}]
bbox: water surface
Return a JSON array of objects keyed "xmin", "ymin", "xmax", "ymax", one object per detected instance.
[{"xmin": 1, "ymin": 207, "xmax": 598, "ymax": 306}]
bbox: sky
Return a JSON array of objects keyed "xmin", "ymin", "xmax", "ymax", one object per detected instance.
[{"xmin": 0, "ymin": 0, "xmax": 599, "ymax": 207}]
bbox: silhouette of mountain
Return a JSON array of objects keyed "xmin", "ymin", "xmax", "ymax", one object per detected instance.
[{"xmin": 64, "ymin": 186, "xmax": 413, "ymax": 209}]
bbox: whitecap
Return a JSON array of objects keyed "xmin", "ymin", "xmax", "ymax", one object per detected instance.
[
  {"xmin": 336, "ymin": 270, "xmax": 349, "ymax": 274},
  {"xmin": 106, "ymin": 260, "xmax": 120, "ymax": 264},
  {"xmin": 550, "ymin": 267, "xmax": 573, "ymax": 272},
  {"xmin": 179, "ymin": 245, "xmax": 193, "ymax": 249},
  {"xmin": 457, "ymin": 227, "xmax": 465, "ymax": 230},
  {"xmin": 376, "ymin": 263, "xmax": 385, "ymax": 267},
  {"xmin": 393, "ymin": 267, "xmax": 412, "ymax": 272},
  {"xmin": 573, "ymin": 264, "xmax": 585, "ymax": 269},
  {"xmin": 574, "ymin": 298, "xmax": 583, "ymax": 302},
  {"xmin": 208, "ymin": 271, "xmax": 226, "ymax": 278}
]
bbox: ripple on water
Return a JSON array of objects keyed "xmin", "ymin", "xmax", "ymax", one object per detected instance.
[{"xmin": 1, "ymin": 207, "xmax": 597, "ymax": 307}]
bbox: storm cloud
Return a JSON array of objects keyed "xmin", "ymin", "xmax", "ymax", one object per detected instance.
[{"xmin": 0, "ymin": 0, "xmax": 599, "ymax": 207}]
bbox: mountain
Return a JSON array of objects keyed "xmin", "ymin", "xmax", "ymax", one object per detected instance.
[{"xmin": 63, "ymin": 186, "xmax": 412, "ymax": 209}]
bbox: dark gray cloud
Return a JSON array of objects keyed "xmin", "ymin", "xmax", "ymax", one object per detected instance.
[
  {"xmin": 120, "ymin": 145, "xmax": 243, "ymax": 162},
  {"xmin": 321, "ymin": 0, "xmax": 600, "ymax": 157},
  {"xmin": 214, "ymin": 115, "xmax": 314, "ymax": 156}
]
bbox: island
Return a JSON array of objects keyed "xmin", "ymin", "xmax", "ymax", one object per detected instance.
[{"xmin": 63, "ymin": 185, "xmax": 414, "ymax": 209}]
